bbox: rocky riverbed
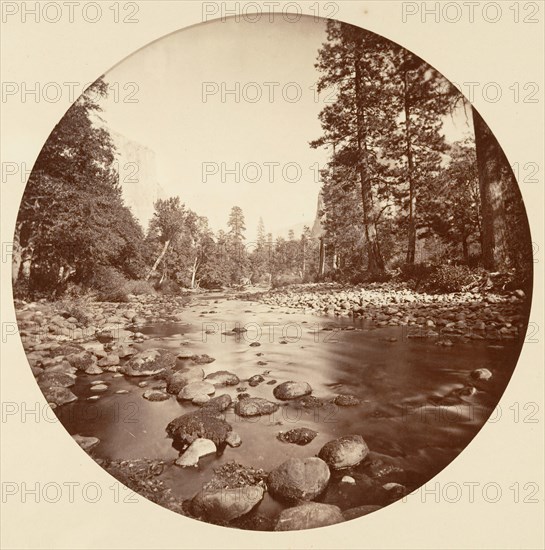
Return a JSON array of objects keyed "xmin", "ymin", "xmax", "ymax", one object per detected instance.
[
  {"xmin": 14, "ymin": 284, "xmax": 530, "ymax": 530},
  {"xmin": 244, "ymin": 282, "xmax": 529, "ymax": 343}
]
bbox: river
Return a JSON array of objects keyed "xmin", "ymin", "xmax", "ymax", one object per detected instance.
[{"xmin": 55, "ymin": 291, "xmax": 522, "ymax": 517}]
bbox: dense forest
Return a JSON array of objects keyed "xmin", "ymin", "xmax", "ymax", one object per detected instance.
[{"xmin": 12, "ymin": 21, "xmax": 532, "ymax": 301}]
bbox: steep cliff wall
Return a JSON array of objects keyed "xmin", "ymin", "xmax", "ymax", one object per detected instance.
[
  {"xmin": 310, "ymin": 190, "xmax": 325, "ymax": 240},
  {"xmin": 110, "ymin": 131, "xmax": 161, "ymax": 230}
]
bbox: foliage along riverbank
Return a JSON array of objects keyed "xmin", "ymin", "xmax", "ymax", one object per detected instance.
[{"xmin": 12, "ymin": 20, "xmax": 533, "ymax": 303}]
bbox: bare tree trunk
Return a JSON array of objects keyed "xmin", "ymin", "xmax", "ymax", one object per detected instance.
[
  {"xmin": 146, "ymin": 239, "xmax": 170, "ymax": 281},
  {"xmin": 21, "ymin": 246, "xmax": 34, "ymax": 281},
  {"xmin": 318, "ymin": 238, "xmax": 326, "ymax": 277},
  {"xmin": 301, "ymin": 240, "xmax": 306, "ymax": 277},
  {"xmin": 354, "ymin": 45, "xmax": 385, "ymax": 274},
  {"xmin": 190, "ymin": 257, "xmax": 198, "ymax": 289},
  {"xmin": 472, "ymin": 108, "xmax": 510, "ymax": 271},
  {"xmin": 404, "ymin": 62, "xmax": 417, "ymax": 265},
  {"xmin": 462, "ymin": 234, "xmax": 469, "ymax": 263},
  {"xmin": 159, "ymin": 263, "xmax": 168, "ymax": 285},
  {"xmin": 12, "ymin": 229, "xmax": 22, "ymax": 286}
]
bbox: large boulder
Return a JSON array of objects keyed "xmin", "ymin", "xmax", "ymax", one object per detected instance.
[
  {"xmin": 225, "ymin": 431, "xmax": 242, "ymax": 448},
  {"xmin": 143, "ymin": 389, "xmax": 170, "ymax": 402},
  {"xmin": 175, "ymin": 438, "xmax": 216, "ymax": 467},
  {"xmin": 204, "ymin": 370, "xmax": 240, "ymax": 386},
  {"xmin": 166, "ymin": 367, "xmax": 204, "ymax": 394},
  {"xmin": 113, "ymin": 344, "xmax": 136, "ymax": 359},
  {"xmin": 50, "ymin": 344, "xmax": 84, "ymax": 358},
  {"xmin": 277, "ymin": 427, "xmax": 317, "ymax": 445},
  {"xmin": 274, "ymin": 502, "xmax": 344, "ymax": 531},
  {"xmin": 97, "ymin": 353, "xmax": 120, "ymax": 367},
  {"xmin": 235, "ymin": 397, "xmax": 279, "ymax": 417},
  {"xmin": 320, "ymin": 472, "xmax": 388, "ymax": 508},
  {"xmin": 66, "ymin": 351, "xmax": 97, "ymax": 372},
  {"xmin": 471, "ymin": 368, "xmax": 492, "ymax": 381},
  {"xmin": 248, "ymin": 374, "xmax": 265, "ymax": 387},
  {"xmin": 85, "ymin": 364, "xmax": 104, "ymax": 375},
  {"xmin": 202, "ymin": 394, "xmax": 232, "ymax": 412},
  {"xmin": 121, "ymin": 349, "xmax": 175, "ymax": 377},
  {"xmin": 188, "ymin": 354, "xmax": 215, "ymax": 365},
  {"xmin": 191, "ymin": 485, "xmax": 265, "ymax": 522},
  {"xmin": 342, "ymin": 504, "xmax": 382, "ymax": 521},
  {"xmin": 166, "ymin": 409, "xmax": 232, "ymax": 447},
  {"xmin": 268, "ymin": 457, "xmax": 330, "ymax": 502},
  {"xmin": 318, "ymin": 435, "xmax": 369, "ymax": 470},
  {"xmin": 273, "ymin": 381, "xmax": 312, "ymax": 400},
  {"xmin": 334, "ymin": 394, "xmax": 361, "ymax": 407},
  {"xmin": 80, "ymin": 342, "xmax": 107, "ymax": 358},
  {"xmin": 37, "ymin": 371, "xmax": 75, "ymax": 390},
  {"xmin": 72, "ymin": 434, "xmax": 100, "ymax": 452},
  {"xmin": 42, "ymin": 386, "xmax": 77, "ymax": 406},
  {"xmin": 43, "ymin": 360, "xmax": 76, "ymax": 375},
  {"xmin": 177, "ymin": 381, "xmax": 215, "ymax": 401}
]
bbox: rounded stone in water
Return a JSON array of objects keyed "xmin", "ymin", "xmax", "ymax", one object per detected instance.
[{"xmin": 273, "ymin": 381, "xmax": 312, "ymax": 400}]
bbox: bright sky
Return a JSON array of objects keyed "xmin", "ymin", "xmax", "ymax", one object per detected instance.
[{"xmin": 98, "ymin": 16, "xmax": 471, "ymax": 241}]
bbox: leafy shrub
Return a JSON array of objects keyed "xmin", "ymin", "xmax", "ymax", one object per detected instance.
[
  {"xmin": 422, "ymin": 264, "xmax": 476, "ymax": 293},
  {"xmin": 272, "ymin": 273, "xmax": 302, "ymax": 288},
  {"xmin": 397, "ymin": 262, "xmax": 434, "ymax": 290},
  {"xmin": 126, "ymin": 279, "xmax": 155, "ymax": 296},
  {"xmin": 91, "ymin": 266, "xmax": 130, "ymax": 302},
  {"xmin": 154, "ymin": 278, "xmax": 181, "ymax": 295},
  {"xmin": 362, "ymin": 269, "xmax": 393, "ymax": 284}
]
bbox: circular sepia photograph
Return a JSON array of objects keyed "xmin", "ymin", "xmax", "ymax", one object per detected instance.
[{"xmin": 13, "ymin": 15, "xmax": 532, "ymax": 531}]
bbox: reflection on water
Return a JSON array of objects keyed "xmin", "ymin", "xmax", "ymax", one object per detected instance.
[{"xmin": 56, "ymin": 293, "xmax": 522, "ymax": 510}]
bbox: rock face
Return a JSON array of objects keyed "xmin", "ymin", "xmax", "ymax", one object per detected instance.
[
  {"xmin": 277, "ymin": 427, "xmax": 318, "ymax": 445},
  {"xmin": 235, "ymin": 397, "xmax": 279, "ymax": 417},
  {"xmin": 177, "ymin": 381, "xmax": 215, "ymax": 401},
  {"xmin": 204, "ymin": 370, "xmax": 240, "ymax": 386},
  {"xmin": 122, "ymin": 349, "xmax": 175, "ymax": 377},
  {"xmin": 175, "ymin": 438, "xmax": 216, "ymax": 467},
  {"xmin": 274, "ymin": 502, "xmax": 344, "ymax": 531},
  {"xmin": 72, "ymin": 434, "xmax": 100, "ymax": 452},
  {"xmin": 319, "ymin": 435, "xmax": 369, "ymax": 470},
  {"xmin": 268, "ymin": 457, "xmax": 330, "ymax": 502},
  {"xmin": 166, "ymin": 410, "xmax": 232, "ymax": 447},
  {"xmin": 273, "ymin": 381, "xmax": 312, "ymax": 400},
  {"xmin": 166, "ymin": 367, "xmax": 204, "ymax": 394},
  {"xmin": 191, "ymin": 485, "xmax": 265, "ymax": 522}
]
